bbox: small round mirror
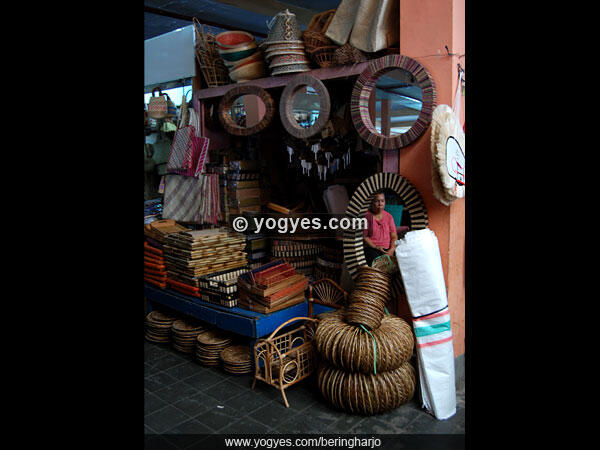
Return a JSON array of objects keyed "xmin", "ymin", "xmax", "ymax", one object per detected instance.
[
  {"xmin": 292, "ymin": 85, "xmax": 321, "ymax": 129},
  {"xmin": 369, "ymin": 69, "xmax": 423, "ymax": 137},
  {"xmin": 218, "ymin": 85, "xmax": 274, "ymax": 136},
  {"xmin": 229, "ymin": 94, "xmax": 267, "ymax": 128}
]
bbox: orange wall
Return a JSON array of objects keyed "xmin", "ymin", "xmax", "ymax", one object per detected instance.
[{"xmin": 399, "ymin": 0, "xmax": 465, "ymax": 356}]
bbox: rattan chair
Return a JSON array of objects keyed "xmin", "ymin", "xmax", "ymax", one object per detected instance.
[
  {"xmin": 307, "ymin": 278, "xmax": 348, "ymax": 317},
  {"xmin": 252, "ymin": 316, "xmax": 319, "ymax": 408}
]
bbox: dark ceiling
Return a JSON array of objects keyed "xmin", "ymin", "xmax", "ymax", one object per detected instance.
[{"xmin": 144, "ymin": 0, "xmax": 342, "ymax": 41}]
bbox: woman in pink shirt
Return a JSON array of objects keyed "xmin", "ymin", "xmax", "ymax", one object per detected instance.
[{"xmin": 363, "ymin": 190, "xmax": 398, "ymax": 266}]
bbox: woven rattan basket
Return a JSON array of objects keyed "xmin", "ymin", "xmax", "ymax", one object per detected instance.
[
  {"xmin": 317, "ymin": 360, "xmax": 416, "ymax": 415},
  {"xmin": 333, "ymin": 43, "xmax": 367, "ymax": 65},
  {"xmin": 302, "ymin": 30, "xmax": 333, "ymax": 53},
  {"xmin": 193, "ymin": 19, "xmax": 231, "ymax": 87},
  {"xmin": 308, "ymin": 45, "xmax": 338, "ymax": 68},
  {"xmin": 313, "ymin": 308, "xmax": 414, "ymax": 374}
]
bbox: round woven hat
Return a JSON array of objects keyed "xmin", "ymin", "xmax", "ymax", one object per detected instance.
[{"xmin": 263, "ymin": 9, "xmax": 302, "ymax": 45}]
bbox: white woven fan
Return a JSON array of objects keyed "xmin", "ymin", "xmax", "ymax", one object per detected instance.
[{"xmin": 430, "ymin": 72, "xmax": 465, "ymax": 205}]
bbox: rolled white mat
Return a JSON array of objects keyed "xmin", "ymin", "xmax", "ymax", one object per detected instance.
[{"xmin": 395, "ymin": 229, "xmax": 456, "ymax": 420}]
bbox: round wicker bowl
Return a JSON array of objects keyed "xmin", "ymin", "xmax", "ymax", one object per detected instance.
[
  {"xmin": 229, "ymin": 60, "xmax": 267, "ymax": 82},
  {"xmin": 215, "ymin": 30, "xmax": 255, "ymax": 49},
  {"xmin": 313, "ymin": 308, "xmax": 414, "ymax": 374},
  {"xmin": 218, "ymin": 44, "xmax": 258, "ymax": 63},
  {"xmin": 224, "ymin": 50, "xmax": 264, "ymax": 68},
  {"xmin": 317, "ymin": 360, "xmax": 416, "ymax": 415}
]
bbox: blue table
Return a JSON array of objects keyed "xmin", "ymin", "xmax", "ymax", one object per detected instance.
[{"xmin": 144, "ymin": 284, "xmax": 334, "ymax": 339}]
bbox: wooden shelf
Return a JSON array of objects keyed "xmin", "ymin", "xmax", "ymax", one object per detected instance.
[{"xmin": 194, "ymin": 61, "xmax": 370, "ymax": 100}]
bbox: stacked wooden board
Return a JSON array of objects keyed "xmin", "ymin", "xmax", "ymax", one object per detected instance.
[
  {"xmin": 164, "ymin": 228, "xmax": 248, "ymax": 296},
  {"xmin": 237, "ymin": 259, "xmax": 308, "ymax": 314}
]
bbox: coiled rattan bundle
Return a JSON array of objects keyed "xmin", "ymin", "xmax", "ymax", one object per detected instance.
[
  {"xmin": 314, "ymin": 308, "xmax": 413, "ymax": 374},
  {"xmin": 344, "ymin": 265, "xmax": 391, "ymax": 330},
  {"xmin": 317, "ymin": 360, "xmax": 416, "ymax": 415}
]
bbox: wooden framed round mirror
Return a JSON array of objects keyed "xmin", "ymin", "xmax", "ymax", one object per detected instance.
[
  {"xmin": 351, "ymin": 55, "xmax": 436, "ymax": 150},
  {"xmin": 218, "ymin": 85, "xmax": 275, "ymax": 136},
  {"xmin": 279, "ymin": 74, "xmax": 331, "ymax": 139}
]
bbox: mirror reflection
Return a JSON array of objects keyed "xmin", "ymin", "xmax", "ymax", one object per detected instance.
[
  {"xmin": 229, "ymin": 95, "xmax": 267, "ymax": 128},
  {"xmin": 292, "ymin": 85, "xmax": 321, "ymax": 128},
  {"xmin": 369, "ymin": 68, "xmax": 423, "ymax": 136},
  {"xmin": 362, "ymin": 189, "xmax": 408, "ymax": 267}
]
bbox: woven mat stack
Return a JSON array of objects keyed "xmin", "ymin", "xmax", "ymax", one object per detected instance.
[
  {"xmin": 271, "ymin": 238, "xmax": 323, "ymax": 280},
  {"xmin": 313, "ymin": 265, "xmax": 416, "ymax": 415},
  {"xmin": 145, "ymin": 310, "xmax": 178, "ymax": 344},
  {"xmin": 171, "ymin": 319, "xmax": 208, "ymax": 354},
  {"xmin": 227, "ymin": 161, "xmax": 263, "ymax": 215},
  {"xmin": 237, "ymin": 259, "xmax": 308, "ymax": 314},
  {"xmin": 164, "ymin": 228, "xmax": 247, "ymax": 296},
  {"xmin": 220, "ymin": 344, "xmax": 253, "ymax": 375},
  {"xmin": 195, "ymin": 329, "xmax": 234, "ymax": 367}
]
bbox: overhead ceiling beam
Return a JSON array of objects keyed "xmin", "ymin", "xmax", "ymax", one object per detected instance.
[
  {"xmin": 211, "ymin": 0, "xmax": 317, "ymax": 25},
  {"xmin": 144, "ymin": 5, "xmax": 268, "ymax": 37}
]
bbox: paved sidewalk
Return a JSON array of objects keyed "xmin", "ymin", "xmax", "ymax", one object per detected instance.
[{"xmin": 144, "ymin": 340, "xmax": 465, "ymax": 438}]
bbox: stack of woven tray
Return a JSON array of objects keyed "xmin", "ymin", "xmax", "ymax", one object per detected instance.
[
  {"xmin": 314, "ymin": 243, "xmax": 344, "ymax": 283},
  {"xmin": 171, "ymin": 319, "xmax": 208, "ymax": 353},
  {"xmin": 196, "ymin": 265, "xmax": 249, "ymax": 308},
  {"xmin": 227, "ymin": 161, "xmax": 263, "ymax": 215},
  {"xmin": 145, "ymin": 310, "xmax": 178, "ymax": 343},
  {"xmin": 164, "ymin": 228, "xmax": 247, "ymax": 296},
  {"xmin": 144, "ymin": 240, "xmax": 167, "ymax": 288},
  {"xmin": 220, "ymin": 344, "xmax": 253, "ymax": 375},
  {"xmin": 270, "ymin": 238, "xmax": 323, "ymax": 279},
  {"xmin": 195, "ymin": 329, "xmax": 234, "ymax": 367},
  {"xmin": 237, "ymin": 259, "xmax": 308, "ymax": 314}
]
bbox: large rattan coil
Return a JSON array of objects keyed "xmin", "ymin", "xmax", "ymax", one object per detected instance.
[
  {"xmin": 314, "ymin": 308, "xmax": 413, "ymax": 374},
  {"xmin": 317, "ymin": 360, "xmax": 416, "ymax": 415},
  {"xmin": 344, "ymin": 265, "xmax": 391, "ymax": 330}
]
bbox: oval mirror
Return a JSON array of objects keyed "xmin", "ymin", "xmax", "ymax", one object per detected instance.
[
  {"xmin": 219, "ymin": 85, "xmax": 274, "ymax": 136},
  {"xmin": 351, "ymin": 55, "xmax": 436, "ymax": 149},
  {"xmin": 292, "ymin": 85, "xmax": 321, "ymax": 128},
  {"xmin": 280, "ymin": 74, "xmax": 330, "ymax": 139}
]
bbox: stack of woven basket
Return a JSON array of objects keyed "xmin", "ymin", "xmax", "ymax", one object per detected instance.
[
  {"xmin": 302, "ymin": 9, "xmax": 338, "ymax": 68},
  {"xmin": 261, "ymin": 9, "xmax": 310, "ymax": 76},
  {"xmin": 313, "ymin": 265, "xmax": 416, "ymax": 415}
]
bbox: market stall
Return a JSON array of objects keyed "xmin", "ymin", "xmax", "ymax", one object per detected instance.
[{"xmin": 144, "ymin": 1, "xmax": 465, "ymax": 424}]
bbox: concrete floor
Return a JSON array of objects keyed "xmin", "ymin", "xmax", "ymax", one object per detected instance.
[{"xmin": 144, "ymin": 339, "xmax": 465, "ymax": 443}]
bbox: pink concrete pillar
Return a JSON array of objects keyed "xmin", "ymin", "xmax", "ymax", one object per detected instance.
[{"xmin": 399, "ymin": 0, "xmax": 465, "ymax": 356}]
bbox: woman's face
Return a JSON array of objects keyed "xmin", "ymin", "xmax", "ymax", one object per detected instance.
[{"xmin": 372, "ymin": 193, "xmax": 385, "ymax": 213}]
